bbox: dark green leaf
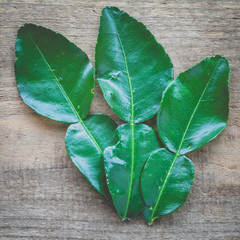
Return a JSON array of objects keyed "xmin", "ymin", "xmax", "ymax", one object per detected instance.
[
  {"xmin": 15, "ymin": 23, "xmax": 94, "ymax": 123},
  {"xmin": 65, "ymin": 114, "xmax": 118, "ymax": 197},
  {"xmin": 157, "ymin": 55, "xmax": 229, "ymax": 154},
  {"xmin": 104, "ymin": 124, "xmax": 160, "ymax": 219},
  {"xmin": 95, "ymin": 7, "xmax": 173, "ymax": 124},
  {"xmin": 141, "ymin": 148, "xmax": 194, "ymax": 225},
  {"xmin": 15, "ymin": 24, "xmax": 116, "ymax": 198}
]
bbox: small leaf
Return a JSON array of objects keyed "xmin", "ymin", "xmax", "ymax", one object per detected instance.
[
  {"xmin": 65, "ymin": 114, "xmax": 118, "ymax": 198},
  {"xmin": 157, "ymin": 55, "xmax": 230, "ymax": 154},
  {"xmin": 15, "ymin": 23, "xmax": 94, "ymax": 123},
  {"xmin": 95, "ymin": 7, "xmax": 173, "ymax": 124},
  {"xmin": 141, "ymin": 148, "xmax": 194, "ymax": 225},
  {"xmin": 104, "ymin": 124, "xmax": 160, "ymax": 219}
]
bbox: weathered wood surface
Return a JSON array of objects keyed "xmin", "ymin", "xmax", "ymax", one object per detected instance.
[{"xmin": 0, "ymin": 0, "xmax": 240, "ymax": 239}]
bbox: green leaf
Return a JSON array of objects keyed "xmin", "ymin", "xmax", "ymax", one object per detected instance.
[
  {"xmin": 65, "ymin": 114, "xmax": 118, "ymax": 198},
  {"xmin": 95, "ymin": 7, "xmax": 173, "ymax": 124},
  {"xmin": 157, "ymin": 55, "xmax": 230, "ymax": 154},
  {"xmin": 15, "ymin": 24, "xmax": 116, "ymax": 198},
  {"xmin": 15, "ymin": 23, "xmax": 94, "ymax": 123},
  {"xmin": 141, "ymin": 148, "xmax": 194, "ymax": 225},
  {"xmin": 104, "ymin": 124, "xmax": 160, "ymax": 219}
]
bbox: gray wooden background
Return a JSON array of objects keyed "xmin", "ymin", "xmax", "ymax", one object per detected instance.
[{"xmin": 0, "ymin": 0, "xmax": 239, "ymax": 239}]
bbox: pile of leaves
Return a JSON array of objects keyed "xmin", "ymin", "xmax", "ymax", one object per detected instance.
[{"xmin": 15, "ymin": 7, "xmax": 229, "ymax": 225}]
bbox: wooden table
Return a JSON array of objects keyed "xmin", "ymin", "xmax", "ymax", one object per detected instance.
[{"xmin": 1, "ymin": 1, "xmax": 239, "ymax": 239}]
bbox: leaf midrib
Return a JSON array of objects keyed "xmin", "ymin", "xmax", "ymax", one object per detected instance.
[
  {"xmin": 106, "ymin": 9, "xmax": 135, "ymax": 219},
  {"xmin": 115, "ymin": 31, "xmax": 135, "ymax": 220},
  {"xmin": 149, "ymin": 61, "xmax": 221, "ymax": 224},
  {"xmin": 28, "ymin": 32, "xmax": 103, "ymax": 154}
]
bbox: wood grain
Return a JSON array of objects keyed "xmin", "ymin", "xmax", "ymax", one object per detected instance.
[{"xmin": 0, "ymin": 0, "xmax": 239, "ymax": 239}]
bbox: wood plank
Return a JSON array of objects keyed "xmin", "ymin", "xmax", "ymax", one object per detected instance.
[{"xmin": 0, "ymin": 0, "xmax": 239, "ymax": 239}]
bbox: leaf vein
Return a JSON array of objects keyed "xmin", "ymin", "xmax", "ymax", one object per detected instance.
[
  {"xmin": 150, "ymin": 61, "xmax": 222, "ymax": 223},
  {"xmin": 28, "ymin": 32, "xmax": 103, "ymax": 154},
  {"xmin": 106, "ymin": 9, "xmax": 135, "ymax": 219}
]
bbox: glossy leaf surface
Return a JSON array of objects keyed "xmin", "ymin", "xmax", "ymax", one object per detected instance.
[
  {"xmin": 157, "ymin": 55, "xmax": 229, "ymax": 154},
  {"xmin": 65, "ymin": 114, "xmax": 118, "ymax": 197},
  {"xmin": 15, "ymin": 23, "xmax": 94, "ymax": 123},
  {"xmin": 141, "ymin": 149, "xmax": 194, "ymax": 225},
  {"xmin": 95, "ymin": 7, "xmax": 173, "ymax": 124},
  {"xmin": 104, "ymin": 124, "xmax": 160, "ymax": 219}
]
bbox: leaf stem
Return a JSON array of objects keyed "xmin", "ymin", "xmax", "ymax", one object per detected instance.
[
  {"xmin": 116, "ymin": 31, "xmax": 135, "ymax": 220},
  {"xmin": 106, "ymin": 9, "xmax": 135, "ymax": 219},
  {"xmin": 149, "ymin": 151, "xmax": 180, "ymax": 224},
  {"xmin": 123, "ymin": 123, "xmax": 135, "ymax": 220},
  {"xmin": 149, "ymin": 61, "xmax": 222, "ymax": 224}
]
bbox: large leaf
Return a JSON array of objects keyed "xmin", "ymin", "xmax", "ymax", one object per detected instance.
[
  {"xmin": 141, "ymin": 148, "xmax": 194, "ymax": 225},
  {"xmin": 65, "ymin": 114, "xmax": 118, "ymax": 198},
  {"xmin": 15, "ymin": 24, "xmax": 115, "ymax": 198},
  {"xmin": 157, "ymin": 55, "xmax": 229, "ymax": 154},
  {"xmin": 104, "ymin": 124, "xmax": 160, "ymax": 219},
  {"xmin": 95, "ymin": 7, "xmax": 173, "ymax": 124},
  {"xmin": 15, "ymin": 23, "xmax": 94, "ymax": 123}
]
